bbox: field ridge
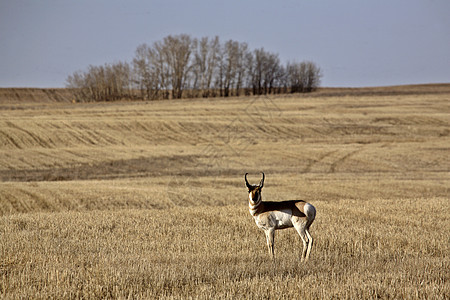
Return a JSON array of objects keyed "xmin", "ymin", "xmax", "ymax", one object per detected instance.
[{"xmin": 2, "ymin": 83, "xmax": 450, "ymax": 104}]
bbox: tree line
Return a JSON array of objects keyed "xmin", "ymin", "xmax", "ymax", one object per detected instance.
[{"xmin": 66, "ymin": 34, "xmax": 322, "ymax": 102}]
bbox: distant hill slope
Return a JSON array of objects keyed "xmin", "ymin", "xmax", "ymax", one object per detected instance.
[
  {"xmin": 0, "ymin": 88, "xmax": 73, "ymax": 103},
  {"xmin": 1, "ymin": 84, "xmax": 449, "ymax": 103}
]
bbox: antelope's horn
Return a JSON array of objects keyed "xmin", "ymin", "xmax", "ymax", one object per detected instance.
[
  {"xmin": 259, "ymin": 172, "xmax": 265, "ymax": 188},
  {"xmin": 245, "ymin": 173, "xmax": 252, "ymax": 189}
]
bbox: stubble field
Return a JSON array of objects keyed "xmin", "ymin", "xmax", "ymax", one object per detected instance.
[{"xmin": 0, "ymin": 85, "xmax": 449, "ymax": 299}]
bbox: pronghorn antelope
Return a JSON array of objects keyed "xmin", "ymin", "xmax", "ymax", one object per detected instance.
[{"xmin": 245, "ymin": 172, "xmax": 316, "ymax": 262}]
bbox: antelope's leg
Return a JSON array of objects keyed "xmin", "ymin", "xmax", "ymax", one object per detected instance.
[
  {"xmin": 305, "ymin": 228, "xmax": 313, "ymax": 261},
  {"xmin": 294, "ymin": 222, "xmax": 308, "ymax": 262},
  {"xmin": 264, "ymin": 229, "xmax": 275, "ymax": 258}
]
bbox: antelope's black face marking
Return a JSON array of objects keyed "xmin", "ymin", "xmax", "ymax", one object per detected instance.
[
  {"xmin": 248, "ymin": 186, "xmax": 262, "ymax": 204},
  {"xmin": 247, "ymin": 185, "xmax": 261, "ymax": 193}
]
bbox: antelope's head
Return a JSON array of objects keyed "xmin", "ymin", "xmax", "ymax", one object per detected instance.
[{"xmin": 245, "ymin": 172, "xmax": 265, "ymax": 204}]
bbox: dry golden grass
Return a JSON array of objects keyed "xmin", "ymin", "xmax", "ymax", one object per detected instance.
[
  {"xmin": 1, "ymin": 85, "xmax": 449, "ymax": 298},
  {"xmin": 1, "ymin": 199, "xmax": 448, "ymax": 299}
]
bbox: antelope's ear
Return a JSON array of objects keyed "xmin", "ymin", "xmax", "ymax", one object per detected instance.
[{"xmin": 245, "ymin": 173, "xmax": 252, "ymax": 189}]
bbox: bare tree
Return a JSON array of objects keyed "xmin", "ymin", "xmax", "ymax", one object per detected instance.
[
  {"xmin": 108, "ymin": 61, "xmax": 131, "ymax": 100},
  {"xmin": 247, "ymin": 48, "xmax": 280, "ymax": 95},
  {"xmin": 222, "ymin": 40, "xmax": 238, "ymax": 97},
  {"xmin": 304, "ymin": 61, "xmax": 322, "ymax": 92},
  {"xmin": 157, "ymin": 34, "xmax": 193, "ymax": 99},
  {"xmin": 66, "ymin": 70, "xmax": 90, "ymax": 102},
  {"xmin": 68, "ymin": 34, "xmax": 323, "ymax": 102},
  {"xmin": 66, "ymin": 62, "xmax": 131, "ymax": 102},
  {"xmin": 264, "ymin": 52, "xmax": 281, "ymax": 94},
  {"xmin": 286, "ymin": 61, "xmax": 322, "ymax": 93},
  {"xmin": 192, "ymin": 36, "xmax": 220, "ymax": 98},
  {"xmin": 234, "ymin": 42, "xmax": 249, "ymax": 96},
  {"xmin": 133, "ymin": 44, "xmax": 155, "ymax": 100},
  {"xmin": 274, "ymin": 64, "xmax": 287, "ymax": 94},
  {"xmin": 244, "ymin": 51, "xmax": 255, "ymax": 96}
]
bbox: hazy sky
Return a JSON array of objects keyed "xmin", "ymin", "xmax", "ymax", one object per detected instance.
[{"xmin": 1, "ymin": 0, "xmax": 449, "ymax": 88}]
